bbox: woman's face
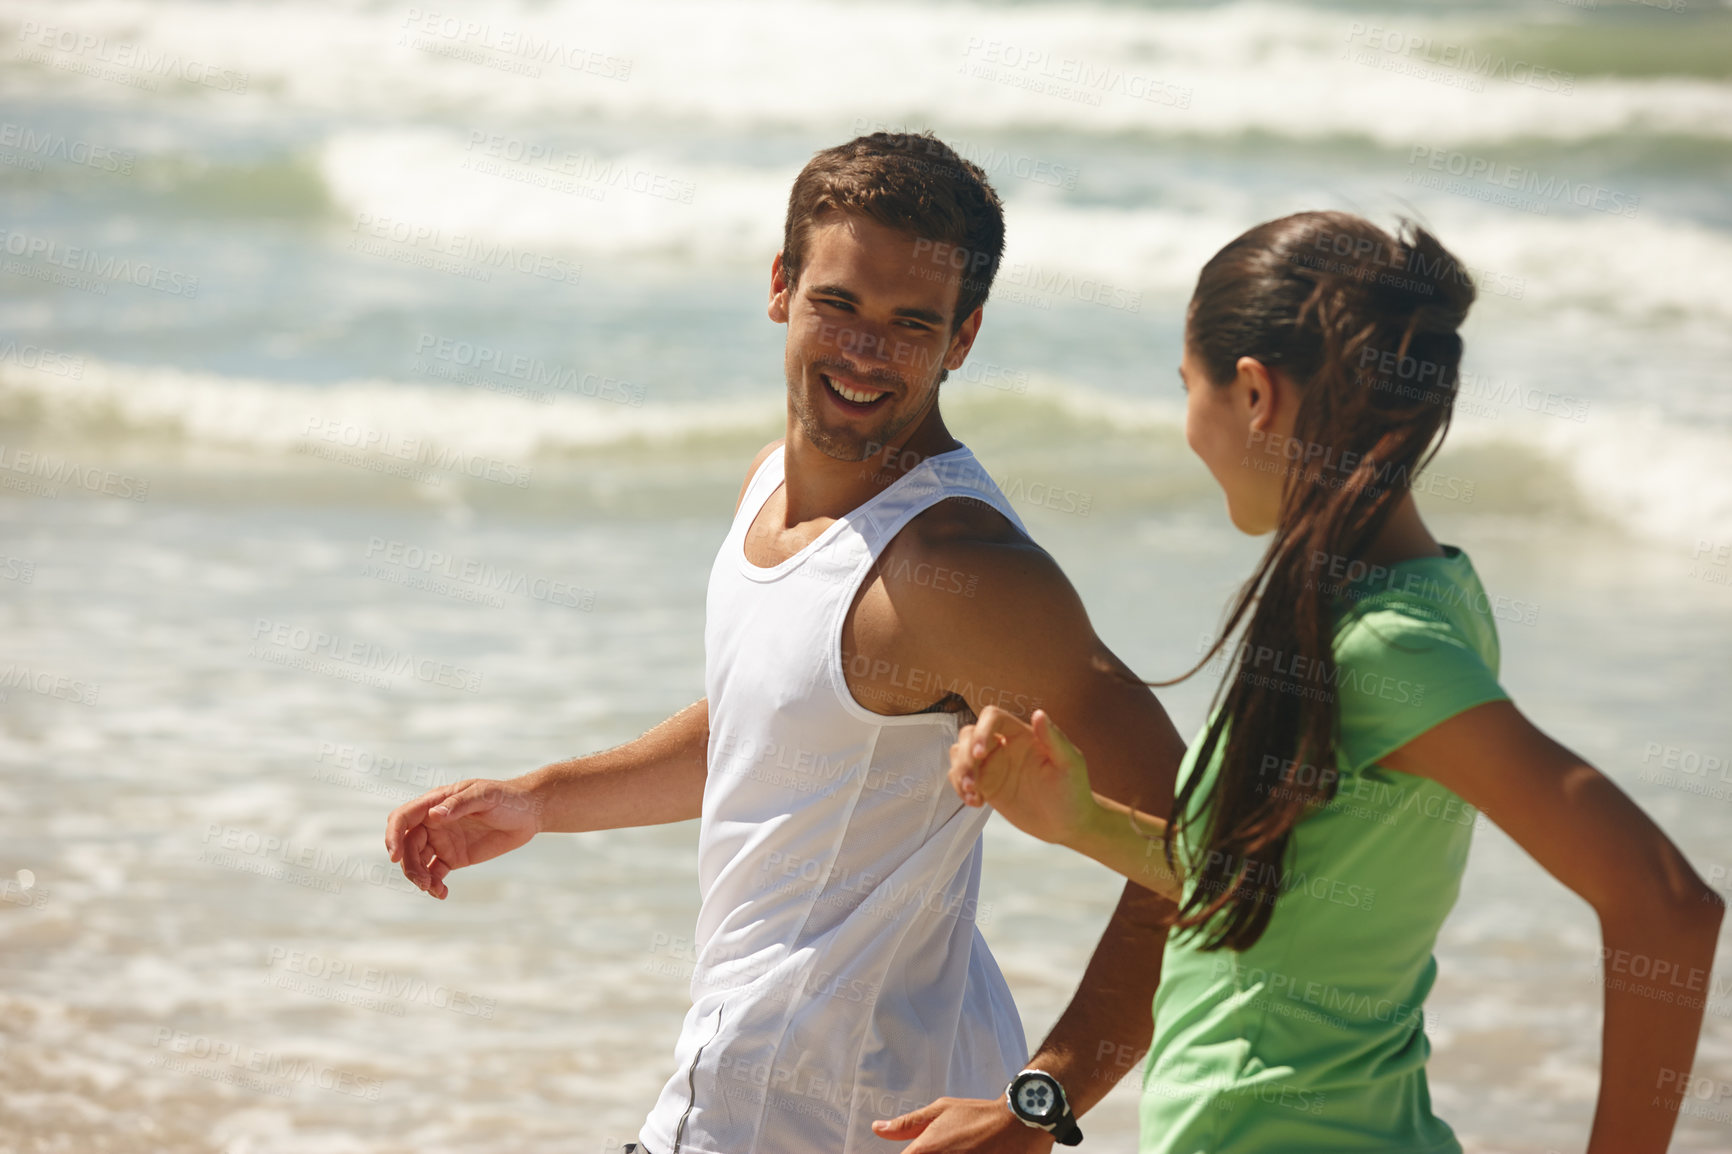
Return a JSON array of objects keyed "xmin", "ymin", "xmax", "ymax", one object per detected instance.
[{"xmin": 1179, "ymin": 330, "xmax": 1292, "ymax": 537}]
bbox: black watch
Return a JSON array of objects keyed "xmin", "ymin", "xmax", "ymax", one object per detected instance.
[{"xmin": 1006, "ymin": 1068, "xmax": 1082, "ymax": 1146}]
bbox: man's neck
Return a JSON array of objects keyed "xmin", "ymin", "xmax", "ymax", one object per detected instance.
[{"xmin": 780, "ymin": 404, "xmax": 961, "ymax": 528}]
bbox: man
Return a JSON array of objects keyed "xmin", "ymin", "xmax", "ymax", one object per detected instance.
[{"xmin": 385, "ymin": 132, "xmax": 1188, "ymax": 1153}]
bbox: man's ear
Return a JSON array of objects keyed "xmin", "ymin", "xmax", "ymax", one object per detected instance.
[
  {"xmin": 943, "ymin": 305, "xmax": 984, "ymax": 372},
  {"xmin": 768, "ymin": 252, "xmax": 791, "ymax": 324}
]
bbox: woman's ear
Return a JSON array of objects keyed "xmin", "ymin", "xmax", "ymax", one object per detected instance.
[{"xmin": 1236, "ymin": 356, "xmax": 1281, "ymax": 433}]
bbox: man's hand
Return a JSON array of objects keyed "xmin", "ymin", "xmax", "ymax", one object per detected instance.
[
  {"xmin": 384, "ymin": 778, "xmax": 542, "ymax": 899},
  {"xmin": 872, "ymin": 1096, "xmax": 1054, "ymax": 1153}
]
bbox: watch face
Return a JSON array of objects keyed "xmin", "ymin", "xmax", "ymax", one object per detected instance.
[{"xmin": 1013, "ymin": 1074, "xmax": 1060, "ymax": 1122}]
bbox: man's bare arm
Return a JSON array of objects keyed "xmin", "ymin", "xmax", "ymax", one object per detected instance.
[
  {"xmin": 1024, "ymin": 881, "xmax": 1170, "ymax": 1114},
  {"xmin": 523, "ymin": 439, "xmax": 782, "ymax": 832},
  {"xmin": 523, "ymin": 697, "xmax": 710, "ymax": 832},
  {"xmin": 988, "ymin": 636, "xmax": 1182, "ymax": 1116},
  {"xmin": 862, "ymin": 511, "xmax": 1185, "ymax": 1146},
  {"xmin": 383, "ymin": 699, "xmax": 710, "ymax": 896},
  {"xmin": 384, "ymin": 440, "xmax": 785, "ymax": 896}
]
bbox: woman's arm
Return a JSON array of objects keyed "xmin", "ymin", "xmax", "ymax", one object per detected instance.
[
  {"xmin": 1379, "ymin": 699, "xmax": 1725, "ymax": 1154},
  {"xmin": 953, "ymin": 707, "xmax": 1185, "ymax": 901}
]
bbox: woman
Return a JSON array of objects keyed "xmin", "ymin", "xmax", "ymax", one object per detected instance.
[{"xmin": 949, "ymin": 212, "xmax": 1723, "ymax": 1153}]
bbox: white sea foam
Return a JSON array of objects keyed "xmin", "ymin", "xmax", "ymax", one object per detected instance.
[
  {"xmin": 6, "ymin": 355, "xmax": 1728, "ymax": 549},
  {"xmin": 308, "ymin": 122, "xmax": 1732, "ymax": 336},
  {"xmin": 4, "ymin": 0, "xmax": 1729, "ymax": 146},
  {"xmin": 0, "ymin": 356, "xmax": 776, "ymax": 461}
]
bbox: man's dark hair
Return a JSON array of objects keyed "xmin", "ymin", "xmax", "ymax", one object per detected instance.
[{"xmin": 781, "ymin": 132, "xmax": 1005, "ymax": 329}]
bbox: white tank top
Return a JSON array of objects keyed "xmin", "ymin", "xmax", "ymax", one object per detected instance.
[{"xmin": 638, "ymin": 444, "xmax": 1032, "ymax": 1154}]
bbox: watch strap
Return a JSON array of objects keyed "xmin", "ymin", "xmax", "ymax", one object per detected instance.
[{"xmin": 1007, "ymin": 1069, "xmax": 1083, "ymax": 1146}]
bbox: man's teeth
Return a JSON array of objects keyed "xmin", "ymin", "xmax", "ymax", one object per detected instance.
[{"xmin": 828, "ymin": 377, "xmax": 885, "ymax": 404}]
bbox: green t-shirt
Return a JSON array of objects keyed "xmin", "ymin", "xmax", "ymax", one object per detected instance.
[{"xmin": 1141, "ymin": 545, "xmax": 1510, "ymax": 1154}]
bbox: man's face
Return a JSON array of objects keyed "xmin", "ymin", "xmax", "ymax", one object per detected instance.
[{"xmin": 769, "ymin": 213, "xmax": 981, "ymax": 462}]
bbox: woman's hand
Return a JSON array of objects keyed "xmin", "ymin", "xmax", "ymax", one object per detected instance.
[
  {"xmin": 950, "ymin": 706, "xmax": 1098, "ymax": 849},
  {"xmin": 952, "ymin": 706, "xmax": 1185, "ymax": 901}
]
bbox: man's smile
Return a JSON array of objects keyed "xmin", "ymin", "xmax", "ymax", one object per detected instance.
[{"xmin": 821, "ymin": 371, "xmax": 894, "ymax": 412}]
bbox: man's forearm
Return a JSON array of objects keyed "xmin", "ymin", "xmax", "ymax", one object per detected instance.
[
  {"xmin": 519, "ymin": 698, "xmax": 709, "ymax": 832},
  {"xmin": 1022, "ymin": 879, "xmax": 1169, "ymax": 1116}
]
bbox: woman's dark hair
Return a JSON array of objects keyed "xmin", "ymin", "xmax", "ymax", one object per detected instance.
[{"xmin": 1153, "ymin": 211, "xmax": 1476, "ymax": 952}]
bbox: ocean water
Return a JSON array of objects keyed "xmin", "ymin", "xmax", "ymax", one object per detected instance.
[{"xmin": 1, "ymin": 0, "xmax": 1730, "ymax": 1151}]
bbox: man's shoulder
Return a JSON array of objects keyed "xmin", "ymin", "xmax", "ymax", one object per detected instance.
[
  {"xmin": 875, "ymin": 495, "xmax": 1076, "ymax": 620},
  {"xmin": 890, "ymin": 491, "xmax": 1033, "ymax": 569},
  {"xmin": 734, "ymin": 439, "xmax": 785, "ymax": 514}
]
